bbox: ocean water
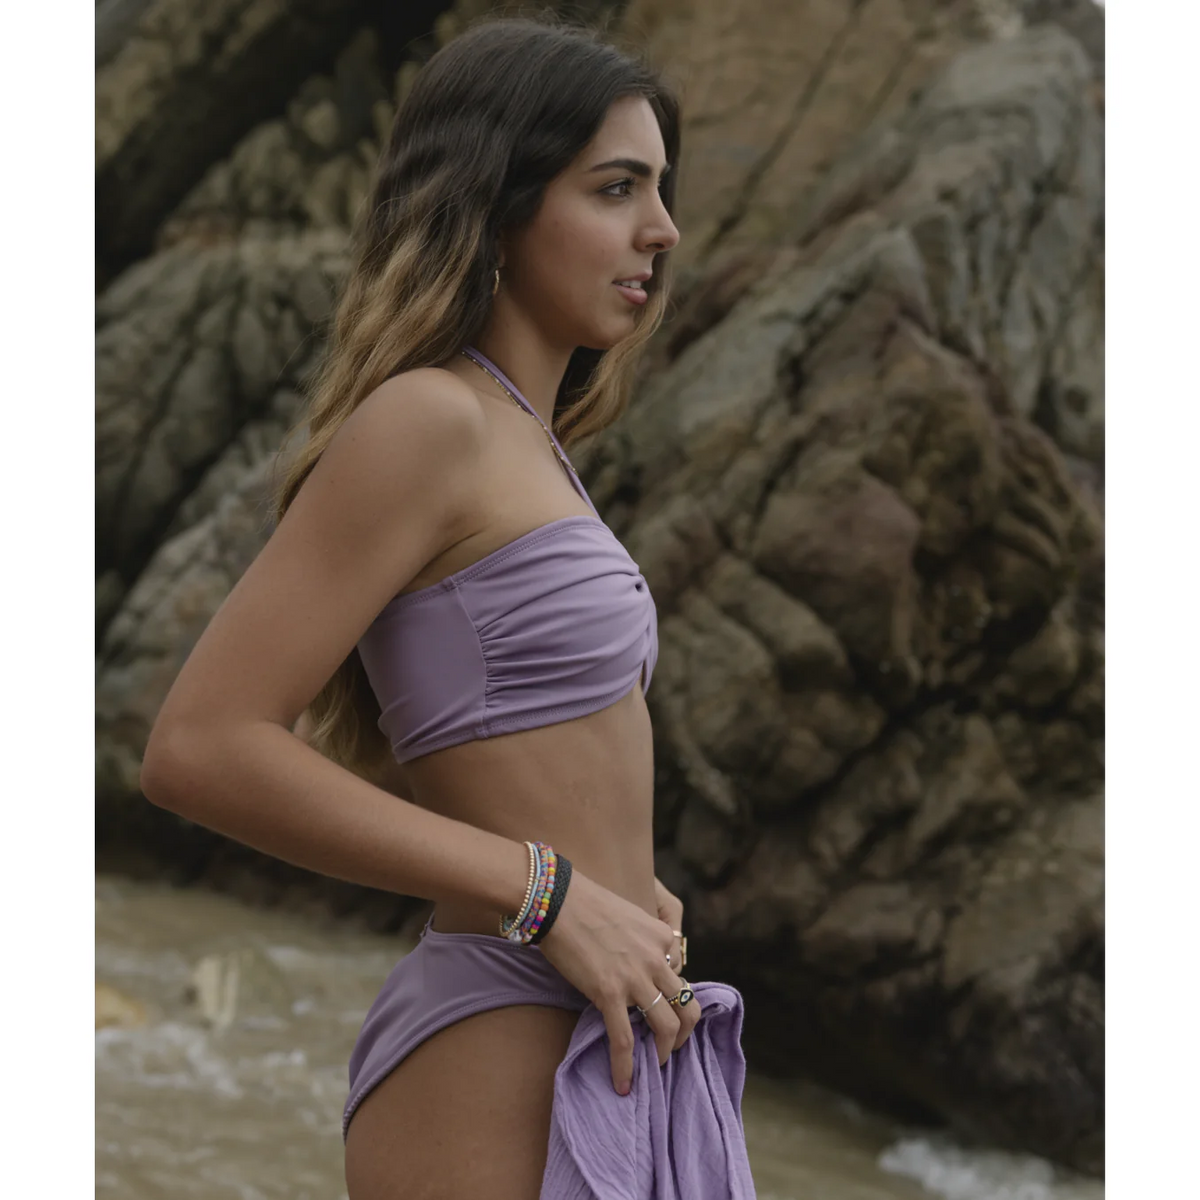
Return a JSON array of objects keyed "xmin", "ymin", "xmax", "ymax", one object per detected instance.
[{"xmin": 96, "ymin": 875, "xmax": 1102, "ymax": 1199}]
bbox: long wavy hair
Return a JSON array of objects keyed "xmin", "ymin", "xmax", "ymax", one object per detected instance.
[{"xmin": 273, "ymin": 12, "xmax": 681, "ymax": 778}]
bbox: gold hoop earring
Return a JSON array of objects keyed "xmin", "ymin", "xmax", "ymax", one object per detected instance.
[{"xmin": 493, "ymin": 267, "xmax": 501, "ymax": 296}]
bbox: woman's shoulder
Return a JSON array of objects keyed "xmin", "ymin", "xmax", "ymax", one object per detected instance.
[
  {"xmin": 309, "ymin": 365, "xmax": 490, "ymax": 543},
  {"xmin": 352, "ymin": 363, "xmax": 488, "ymax": 439}
]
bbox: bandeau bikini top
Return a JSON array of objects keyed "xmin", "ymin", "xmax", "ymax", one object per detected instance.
[{"xmin": 357, "ymin": 346, "xmax": 658, "ymax": 765}]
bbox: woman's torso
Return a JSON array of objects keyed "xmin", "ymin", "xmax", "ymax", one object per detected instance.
[{"xmin": 372, "ymin": 358, "xmax": 658, "ymax": 933}]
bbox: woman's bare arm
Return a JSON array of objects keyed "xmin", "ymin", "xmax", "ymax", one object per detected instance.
[
  {"xmin": 292, "ymin": 709, "xmax": 410, "ymax": 797},
  {"xmin": 143, "ymin": 367, "xmax": 703, "ymax": 1095},
  {"xmin": 140, "ymin": 370, "xmax": 527, "ymax": 915}
]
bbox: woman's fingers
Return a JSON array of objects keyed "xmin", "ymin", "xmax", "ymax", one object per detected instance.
[
  {"xmin": 652, "ymin": 963, "xmax": 701, "ymax": 1055},
  {"xmin": 601, "ymin": 970, "xmax": 701, "ymax": 1091},
  {"xmin": 601, "ymin": 1000, "xmax": 637, "ymax": 1095},
  {"xmin": 670, "ymin": 983, "xmax": 701, "ymax": 1051},
  {"xmin": 537, "ymin": 872, "xmax": 699, "ymax": 1089},
  {"xmin": 639, "ymin": 983, "xmax": 682, "ymax": 1068},
  {"xmin": 668, "ymin": 932, "xmax": 684, "ymax": 971},
  {"xmin": 653, "ymin": 876, "xmax": 684, "ymax": 929}
]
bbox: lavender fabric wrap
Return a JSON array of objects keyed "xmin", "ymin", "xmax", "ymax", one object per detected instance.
[
  {"xmin": 345, "ymin": 917, "xmax": 757, "ymax": 1198},
  {"xmin": 543, "ymin": 978, "xmax": 757, "ymax": 1199}
]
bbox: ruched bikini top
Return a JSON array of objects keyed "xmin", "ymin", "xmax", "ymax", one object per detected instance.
[{"xmin": 357, "ymin": 347, "xmax": 658, "ymax": 765}]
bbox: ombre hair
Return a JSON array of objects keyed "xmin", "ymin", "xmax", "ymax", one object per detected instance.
[{"xmin": 274, "ymin": 12, "xmax": 681, "ymax": 776}]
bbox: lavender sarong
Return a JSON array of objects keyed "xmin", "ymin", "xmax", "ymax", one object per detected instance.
[{"xmin": 345, "ymin": 915, "xmax": 757, "ymax": 1198}]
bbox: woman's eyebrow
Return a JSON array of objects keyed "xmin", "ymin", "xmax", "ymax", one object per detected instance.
[{"xmin": 587, "ymin": 157, "xmax": 671, "ymax": 180}]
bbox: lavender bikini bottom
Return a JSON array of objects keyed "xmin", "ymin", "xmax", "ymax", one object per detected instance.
[{"xmin": 344, "ymin": 914, "xmax": 758, "ymax": 1198}]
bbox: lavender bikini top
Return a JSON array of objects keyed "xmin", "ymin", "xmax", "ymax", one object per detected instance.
[{"xmin": 357, "ymin": 346, "xmax": 658, "ymax": 765}]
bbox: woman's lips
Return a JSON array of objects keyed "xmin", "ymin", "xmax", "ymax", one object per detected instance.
[{"xmin": 614, "ymin": 283, "xmax": 648, "ymax": 305}]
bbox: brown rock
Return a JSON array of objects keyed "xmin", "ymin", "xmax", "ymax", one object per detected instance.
[
  {"xmin": 96, "ymin": 981, "xmax": 149, "ymax": 1029},
  {"xmin": 598, "ymin": 26, "xmax": 1102, "ymax": 1172},
  {"xmin": 96, "ymin": 0, "xmax": 387, "ymax": 278},
  {"xmin": 95, "ymin": 229, "xmax": 348, "ymax": 609},
  {"xmin": 156, "ymin": 29, "xmax": 392, "ymax": 249}
]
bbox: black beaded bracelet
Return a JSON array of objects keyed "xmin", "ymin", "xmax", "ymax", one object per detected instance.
[{"xmin": 529, "ymin": 854, "xmax": 572, "ymax": 945}]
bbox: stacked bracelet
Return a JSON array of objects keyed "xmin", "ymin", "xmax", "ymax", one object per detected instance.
[
  {"xmin": 498, "ymin": 840, "xmax": 573, "ymax": 946},
  {"xmin": 499, "ymin": 841, "xmax": 541, "ymax": 941},
  {"xmin": 514, "ymin": 842, "xmax": 539, "ymax": 929},
  {"xmin": 529, "ymin": 855, "xmax": 571, "ymax": 946}
]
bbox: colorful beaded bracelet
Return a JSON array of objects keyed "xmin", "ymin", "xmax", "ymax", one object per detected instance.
[
  {"xmin": 519, "ymin": 846, "xmax": 556, "ymax": 943},
  {"xmin": 500, "ymin": 841, "xmax": 558, "ymax": 944}
]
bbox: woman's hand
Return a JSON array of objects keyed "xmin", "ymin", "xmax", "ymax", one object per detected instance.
[
  {"xmin": 653, "ymin": 876, "xmax": 694, "ymax": 1055},
  {"xmin": 653, "ymin": 875, "xmax": 685, "ymax": 972},
  {"xmin": 537, "ymin": 869, "xmax": 701, "ymax": 1096}
]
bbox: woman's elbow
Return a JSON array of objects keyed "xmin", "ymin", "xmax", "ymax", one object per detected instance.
[{"xmin": 140, "ymin": 722, "xmax": 204, "ymax": 814}]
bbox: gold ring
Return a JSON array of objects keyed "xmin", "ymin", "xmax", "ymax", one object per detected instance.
[{"xmin": 668, "ymin": 981, "xmax": 695, "ymax": 1008}]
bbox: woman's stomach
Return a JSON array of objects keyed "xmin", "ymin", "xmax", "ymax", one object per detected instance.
[{"xmin": 384, "ymin": 683, "xmax": 657, "ymax": 935}]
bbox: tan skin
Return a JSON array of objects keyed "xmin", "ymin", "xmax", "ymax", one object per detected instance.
[
  {"xmin": 299, "ymin": 714, "xmax": 687, "ymax": 960},
  {"xmin": 142, "ymin": 96, "xmax": 686, "ymax": 1198}
]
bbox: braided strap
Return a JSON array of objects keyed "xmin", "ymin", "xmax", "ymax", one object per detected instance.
[{"xmin": 529, "ymin": 855, "xmax": 572, "ymax": 946}]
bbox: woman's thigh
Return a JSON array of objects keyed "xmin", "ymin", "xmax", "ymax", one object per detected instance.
[{"xmin": 344, "ymin": 1003, "xmax": 583, "ymax": 1200}]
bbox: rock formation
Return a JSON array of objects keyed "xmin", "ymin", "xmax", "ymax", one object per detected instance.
[{"xmin": 95, "ymin": 0, "xmax": 1104, "ymax": 1174}]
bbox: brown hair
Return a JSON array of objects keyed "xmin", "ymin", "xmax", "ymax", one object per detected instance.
[{"xmin": 273, "ymin": 13, "xmax": 680, "ymax": 776}]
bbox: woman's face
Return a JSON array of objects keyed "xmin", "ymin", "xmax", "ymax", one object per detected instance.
[{"xmin": 501, "ymin": 95, "xmax": 681, "ymax": 351}]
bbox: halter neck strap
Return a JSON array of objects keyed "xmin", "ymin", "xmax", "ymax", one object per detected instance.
[
  {"xmin": 460, "ymin": 345, "xmax": 599, "ymax": 518},
  {"xmin": 461, "ymin": 346, "xmax": 540, "ymax": 420}
]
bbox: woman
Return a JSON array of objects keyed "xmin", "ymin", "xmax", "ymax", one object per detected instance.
[{"xmin": 141, "ymin": 15, "xmax": 755, "ymax": 1199}]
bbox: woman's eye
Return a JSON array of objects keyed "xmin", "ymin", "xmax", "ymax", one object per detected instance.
[
  {"xmin": 603, "ymin": 177, "xmax": 636, "ymax": 198},
  {"xmin": 602, "ymin": 177, "xmax": 667, "ymax": 199}
]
